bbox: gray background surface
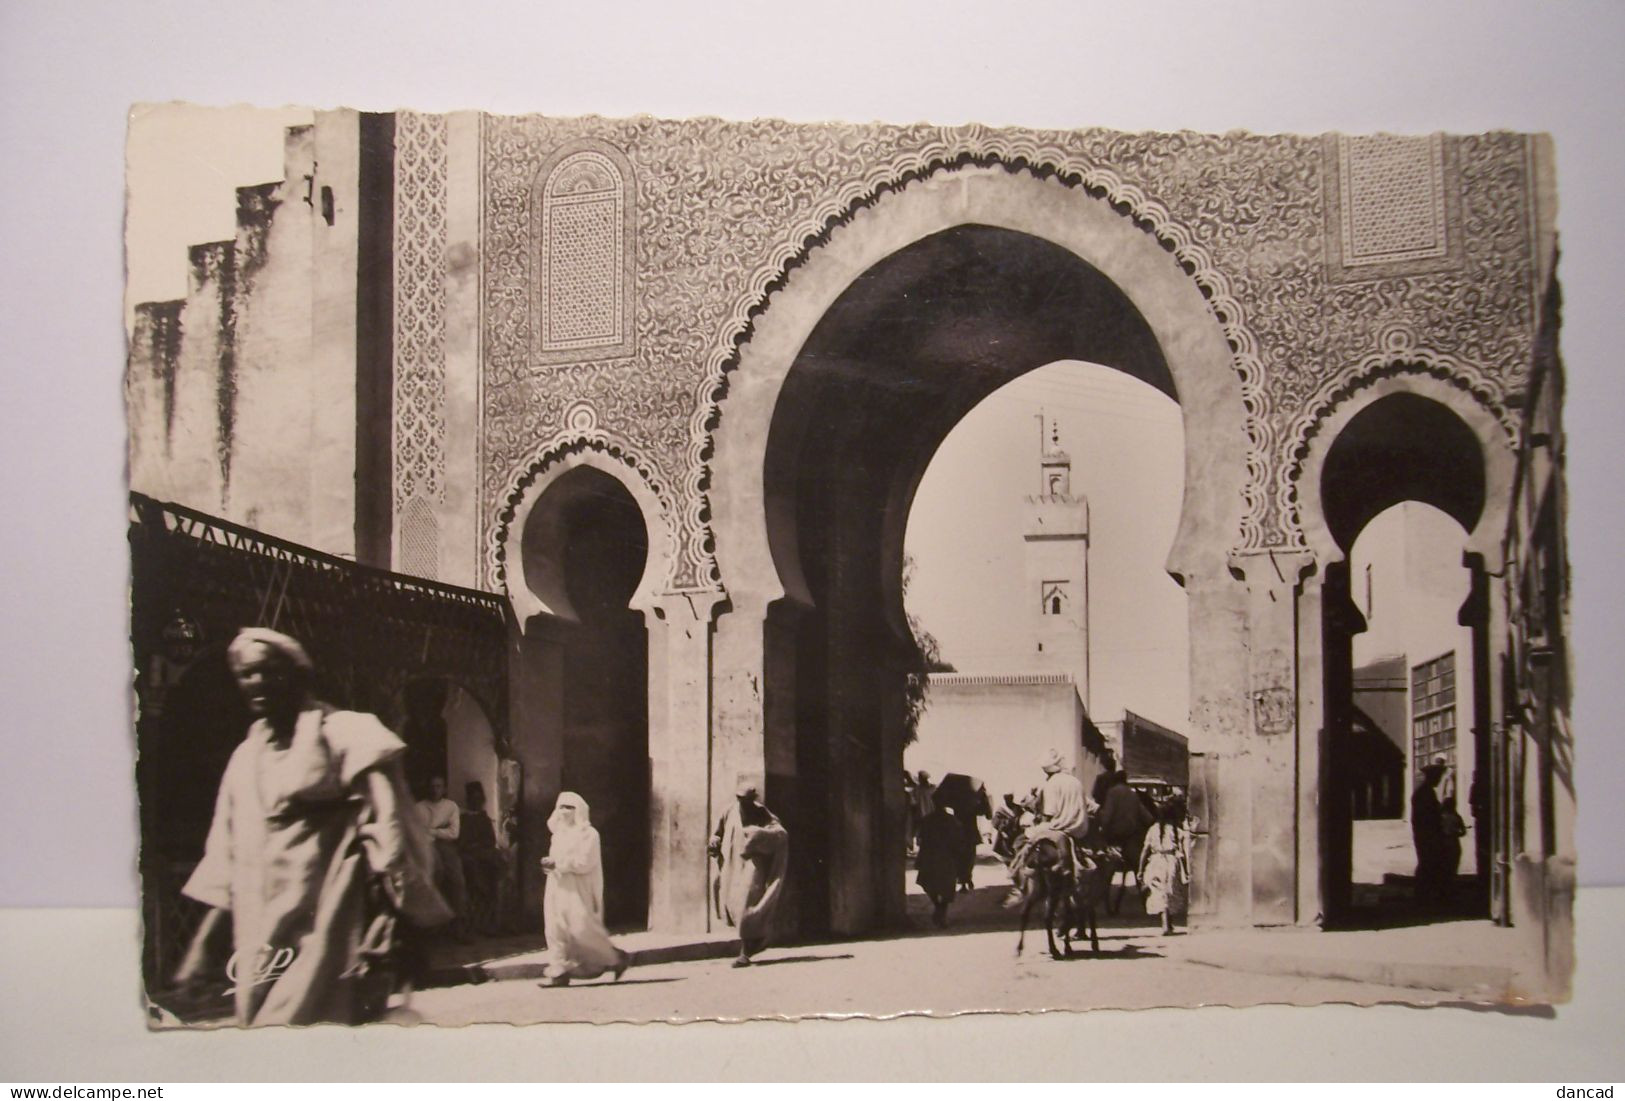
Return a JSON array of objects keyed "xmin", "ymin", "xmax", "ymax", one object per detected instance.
[{"xmin": 0, "ymin": 0, "xmax": 1619, "ymax": 908}]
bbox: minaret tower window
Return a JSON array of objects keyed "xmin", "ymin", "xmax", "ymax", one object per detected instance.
[{"xmin": 1042, "ymin": 581, "xmax": 1071, "ymax": 615}]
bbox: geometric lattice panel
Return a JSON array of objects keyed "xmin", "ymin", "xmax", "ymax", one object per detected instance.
[
  {"xmin": 1341, "ymin": 134, "xmax": 1447, "ymax": 265},
  {"xmin": 399, "ymin": 493, "xmax": 441, "ymax": 581},
  {"xmin": 1324, "ymin": 132, "xmax": 1463, "ymax": 283},
  {"xmin": 531, "ymin": 140, "xmax": 637, "ymax": 365},
  {"xmin": 544, "ymin": 177, "xmax": 622, "ymax": 348}
]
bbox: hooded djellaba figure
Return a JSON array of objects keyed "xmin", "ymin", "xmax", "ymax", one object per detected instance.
[
  {"xmin": 537, "ymin": 791, "xmax": 631, "ymax": 987},
  {"xmin": 710, "ymin": 778, "xmax": 790, "ymax": 967},
  {"xmin": 172, "ymin": 628, "xmax": 452, "ymax": 1026}
]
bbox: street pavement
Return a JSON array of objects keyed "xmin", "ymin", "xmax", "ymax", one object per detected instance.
[
  {"xmin": 404, "ymin": 922, "xmax": 1432, "ymax": 1025},
  {"xmin": 404, "ymin": 859, "xmax": 1436, "ymax": 1025}
]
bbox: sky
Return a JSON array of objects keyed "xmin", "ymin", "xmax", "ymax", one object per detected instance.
[
  {"xmin": 1350, "ymin": 501, "xmax": 1474, "ymax": 673},
  {"xmin": 124, "ymin": 103, "xmax": 314, "ymax": 324}
]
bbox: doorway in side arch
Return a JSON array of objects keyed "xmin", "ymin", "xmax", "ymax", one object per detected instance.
[
  {"xmin": 515, "ymin": 465, "xmax": 651, "ymax": 931},
  {"xmin": 1318, "ymin": 393, "xmax": 1493, "ymax": 929}
]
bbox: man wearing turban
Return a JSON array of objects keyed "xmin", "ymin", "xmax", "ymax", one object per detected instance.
[
  {"xmin": 173, "ymin": 628, "xmax": 450, "ymax": 1025},
  {"xmin": 1005, "ymin": 749, "xmax": 1096, "ymax": 901},
  {"xmin": 1035, "ymin": 749, "xmax": 1093, "ymax": 841}
]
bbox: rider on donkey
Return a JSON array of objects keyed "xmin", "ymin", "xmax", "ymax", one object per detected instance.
[{"xmin": 1005, "ymin": 749, "xmax": 1096, "ymax": 905}]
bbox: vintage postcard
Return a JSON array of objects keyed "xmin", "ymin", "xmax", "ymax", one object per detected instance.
[{"xmin": 125, "ymin": 105, "xmax": 1574, "ymax": 1026}]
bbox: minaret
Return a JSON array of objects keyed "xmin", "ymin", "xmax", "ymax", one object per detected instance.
[{"xmin": 1023, "ymin": 415, "xmax": 1090, "ymax": 707}]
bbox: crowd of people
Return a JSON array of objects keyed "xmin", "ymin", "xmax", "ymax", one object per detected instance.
[
  {"xmin": 412, "ymin": 776, "xmax": 505, "ymax": 943},
  {"xmin": 907, "ymin": 753, "xmax": 1196, "ymax": 937},
  {"xmin": 172, "ymin": 626, "xmax": 1203, "ymax": 1025},
  {"xmin": 168, "ymin": 625, "xmax": 802, "ymax": 1024}
]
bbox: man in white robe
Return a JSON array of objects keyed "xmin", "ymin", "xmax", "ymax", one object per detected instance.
[
  {"xmin": 1035, "ymin": 750, "xmax": 1092, "ymax": 841},
  {"xmin": 1006, "ymin": 749, "xmax": 1096, "ymax": 902},
  {"xmin": 539, "ymin": 792, "xmax": 629, "ymax": 985},
  {"xmin": 174, "ymin": 628, "xmax": 449, "ymax": 1025}
]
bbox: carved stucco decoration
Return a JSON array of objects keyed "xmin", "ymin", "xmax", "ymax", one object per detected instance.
[
  {"xmin": 1280, "ymin": 322, "xmax": 1520, "ymax": 539},
  {"xmin": 485, "ymin": 398, "xmax": 676, "ymax": 594},
  {"xmin": 394, "ymin": 110, "xmax": 450, "ymax": 580},
  {"xmin": 479, "ymin": 118, "xmax": 1538, "ymax": 590}
]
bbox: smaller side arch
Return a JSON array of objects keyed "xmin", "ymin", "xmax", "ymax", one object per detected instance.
[
  {"xmin": 1292, "ymin": 368, "xmax": 1516, "ymax": 572},
  {"xmin": 491, "ymin": 436, "xmax": 675, "ymax": 624}
]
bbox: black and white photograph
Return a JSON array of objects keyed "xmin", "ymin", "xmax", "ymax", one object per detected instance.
[
  {"xmin": 123, "ymin": 105, "xmax": 1576, "ymax": 1026},
  {"xmin": 4, "ymin": 0, "xmax": 1624, "ymax": 1084}
]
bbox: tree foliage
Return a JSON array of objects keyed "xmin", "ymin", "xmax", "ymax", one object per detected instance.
[{"xmin": 901, "ymin": 555, "xmax": 954, "ymax": 747}]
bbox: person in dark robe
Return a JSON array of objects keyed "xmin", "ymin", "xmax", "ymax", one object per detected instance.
[
  {"xmin": 1439, "ymin": 793, "xmax": 1468, "ymax": 902},
  {"xmin": 1411, "ymin": 761, "xmax": 1448, "ymax": 906},
  {"xmin": 1095, "ymin": 771, "xmax": 1154, "ymax": 850},
  {"xmin": 458, "ymin": 782, "xmax": 502, "ymax": 935},
  {"xmin": 710, "ymin": 781, "xmax": 790, "ymax": 967},
  {"xmin": 962, "ymin": 784, "xmax": 992, "ymax": 890},
  {"xmin": 915, "ymin": 805, "xmax": 963, "ymax": 928},
  {"xmin": 910, "ymin": 770, "xmax": 935, "ymax": 855},
  {"xmin": 932, "ymin": 775, "xmax": 990, "ymax": 892},
  {"xmin": 1093, "ymin": 771, "xmax": 1154, "ymax": 915},
  {"xmin": 1091, "ymin": 766, "xmax": 1116, "ymax": 806},
  {"xmin": 903, "ymin": 771, "xmax": 919, "ymax": 857}
]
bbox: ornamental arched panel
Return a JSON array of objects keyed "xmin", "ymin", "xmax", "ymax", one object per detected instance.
[{"xmin": 530, "ymin": 139, "xmax": 637, "ymax": 364}]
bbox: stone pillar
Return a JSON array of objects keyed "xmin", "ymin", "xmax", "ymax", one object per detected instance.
[
  {"xmin": 712, "ymin": 591, "xmax": 822, "ymax": 939},
  {"xmin": 876, "ymin": 638, "xmax": 911, "ymax": 930},
  {"xmin": 644, "ymin": 590, "xmax": 724, "ymax": 932},
  {"xmin": 760, "ymin": 599, "xmax": 809, "ymax": 938},
  {"xmin": 507, "ymin": 616, "xmax": 566, "ymax": 931},
  {"xmin": 820, "ymin": 466, "xmax": 885, "ymax": 936},
  {"xmin": 1316, "ymin": 560, "xmax": 1362, "ymax": 924},
  {"xmin": 1482, "ymin": 563, "xmax": 1527, "ymax": 929},
  {"xmin": 1293, "ymin": 561, "xmax": 1328, "ymax": 927},
  {"xmin": 1230, "ymin": 549, "xmax": 1316, "ymax": 926},
  {"xmin": 1183, "ymin": 567, "xmax": 1251, "ymax": 926},
  {"xmin": 1461, "ymin": 559, "xmax": 1498, "ymax": 913},
  {"xmin": 711, "ymin": 594, "xmax": 772, "ymax": 818},
  {"xmin": 711, "ymin": 592, "xmax": 812, "ymax": 939}
]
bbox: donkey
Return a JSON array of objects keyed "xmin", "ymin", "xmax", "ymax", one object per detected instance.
[{"xmin": 1013, "ymin": 836, "xmax": 1117, "ymax": 959}]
